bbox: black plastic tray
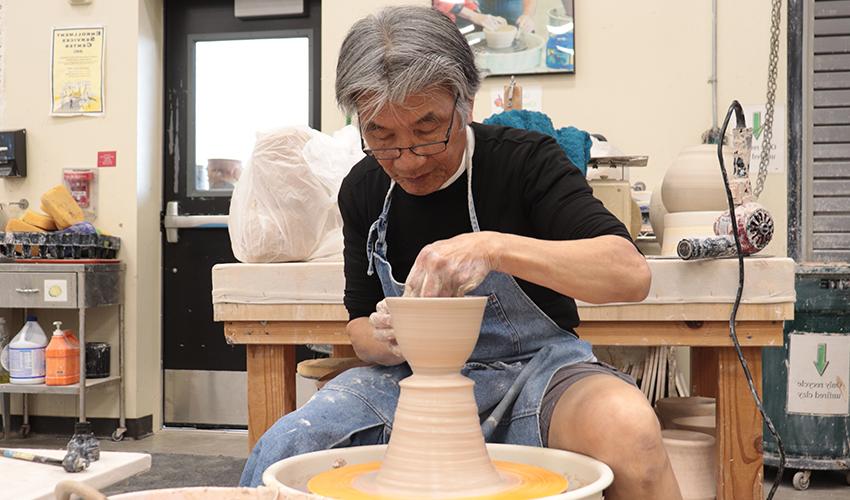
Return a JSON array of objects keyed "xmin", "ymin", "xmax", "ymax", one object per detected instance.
[{"xmin": 0, "ymin": 231, "xmax": 121, "ymax": 260}]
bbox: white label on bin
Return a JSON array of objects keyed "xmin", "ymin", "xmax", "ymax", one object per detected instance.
[
  {"xmin": 787, "ymin": 333, "xmax": 850, "ymax": 416},
  {"xmin": 44, "ymin": 279, "xmax": 68, "ymax": 302},
  {"xmin": 9, "ymin": 347, "xmax": 46, "ymax": 379}
]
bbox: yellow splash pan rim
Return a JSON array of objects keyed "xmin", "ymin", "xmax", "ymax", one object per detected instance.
[{"xmin": 307, "ymin": 460, "xmax": 568, "ymax": 499}]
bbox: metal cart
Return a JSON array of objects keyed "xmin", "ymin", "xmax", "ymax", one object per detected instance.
[{"xmin": 0, "ymin": 262, "xmax": 126, "ymax": 441}]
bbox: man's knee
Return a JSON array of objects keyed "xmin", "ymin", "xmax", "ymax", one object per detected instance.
[{"xmin": 549, "ymin": 378, "xmax": 665, "ymax": 468}]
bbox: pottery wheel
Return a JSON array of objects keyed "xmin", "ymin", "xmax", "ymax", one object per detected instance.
[
  {"xmin": 472, "ymin": 37, "xmax": 528, "ymax": 54},
  {"xmin": 307, "ymin": 460, "xmax": 567, "ymax": 499}
]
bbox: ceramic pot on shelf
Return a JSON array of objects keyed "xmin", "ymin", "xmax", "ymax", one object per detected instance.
[
  {"xmin": 661, "ymin": 145, "xmax": 734, "ymax": 213},
  {"xmin": 659, "ymin": 211, "xmax": 722, "ymax": 256},
  {"xmin": 655, "ymin": 396, "xmax": 716, "ymax": 430},
  {"xmin": 672, "ymin": 415, "xmax": 716, "ymax": 437},
  {"xmin": 649, "ymin": 187, "xmax": 668, "ymax": 246},
  {"xmin": 662, "ymin": 429, "xmax": 716, "ymax": 500}
]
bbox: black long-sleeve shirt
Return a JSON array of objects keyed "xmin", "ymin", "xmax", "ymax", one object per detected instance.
[{"xmin": 338, "ymin": 123, "xmax": 631, "ymax": 331}]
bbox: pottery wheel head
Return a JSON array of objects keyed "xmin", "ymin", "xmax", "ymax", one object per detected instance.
[{"xmin": 385, "ymin": 297, "xmax": 487, "ymax": 373}]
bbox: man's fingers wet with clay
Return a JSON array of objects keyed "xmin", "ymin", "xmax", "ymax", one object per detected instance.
[
  {"xmin": 404, "ymin": 232, "xmax": 499, "ymax": 297},
  {"xmin": 369, "ymin": 299, "xmax": 403, "ymax": 359}
]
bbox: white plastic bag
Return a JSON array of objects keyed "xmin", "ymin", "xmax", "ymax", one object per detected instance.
[{"xmin": 228, "ymin": 126, "xmax": 363, "ymax": 263}]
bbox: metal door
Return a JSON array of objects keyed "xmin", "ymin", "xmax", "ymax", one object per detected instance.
[{"xmin": 162, "ymin": 0, "xmax": 320, "ymax": 427}]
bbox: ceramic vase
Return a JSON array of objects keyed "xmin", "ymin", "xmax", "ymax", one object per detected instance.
[
  {"xmin": 377, "ymin": 297, "xmax": 504, "ymax": 498},
  {"xmin": 661, "ymin": 145, "xmax": 733, "ymax": 213},
  {"xmin": 655, "ymin": 396, "xmax": 716, "ymax": 430},
  {"xmin": 672, "ymin": 415, "xmax": 716, "ymax": 437},
  {"xmin": 662, "ymin": 429, "xmax": 716, "ymax": 500},
  {"xmin": 649, "ymin": 188, "xmax": 668, "ymax": 246},
  {"xmin": 660, "ymin": 211, "xmax": 722, "ymax": 256}
]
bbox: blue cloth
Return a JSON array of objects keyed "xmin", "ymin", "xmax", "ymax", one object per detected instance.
[
  {"xmin": 483, "ymin": 110, "xmax": 592, "ymax": 175},
  {"xmin": 239, "ymin": 127, "xmax": 596, "ymax": 487}
]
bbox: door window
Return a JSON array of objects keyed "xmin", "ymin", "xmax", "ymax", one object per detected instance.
[{"xmin": 189, "ymin": 34, "xmax": 311, "ymax": 196}]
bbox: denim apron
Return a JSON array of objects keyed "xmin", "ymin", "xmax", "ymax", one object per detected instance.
[{"xmin": 240, "ymin": 127, "xmax": 595, "ymax": 487}]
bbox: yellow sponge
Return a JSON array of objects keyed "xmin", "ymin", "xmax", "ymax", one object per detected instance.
[
  {"xmin": 5, "ymin": 218, "xmax": 46, "ymax": 232},
  {"xmin": 40, "ymin": 185, "xmax": 85, "ymax": 229},
  {"xmin": 22, "ymin": 210, "xmax": 57, "ymax": 231}
]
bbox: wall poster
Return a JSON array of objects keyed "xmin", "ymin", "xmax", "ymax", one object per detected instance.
[
  {"xmin": 433, "ymin": 0, "xmax": 575, "ymax": 76},
  {"xmin": 50, "ymin": 26, "xmax": 105, "ymax": 116}
]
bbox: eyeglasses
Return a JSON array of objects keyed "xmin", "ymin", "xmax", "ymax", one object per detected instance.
[{"xmin": 361, "ymin": 95, "xmax": 460, "ymax": 161}]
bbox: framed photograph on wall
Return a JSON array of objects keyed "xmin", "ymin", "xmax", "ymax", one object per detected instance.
[{"xmin": 433, "ymin": 0, "xmax": 575, "ymax": 76}]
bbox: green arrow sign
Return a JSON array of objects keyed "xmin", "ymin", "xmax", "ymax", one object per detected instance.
[
  {"xmin": 752, "ymin": 111, "xmax": 763, "ymax": 140},
  {"xmin": 814, "ymin": 343, "xmax": 829, "ymax": 376}
]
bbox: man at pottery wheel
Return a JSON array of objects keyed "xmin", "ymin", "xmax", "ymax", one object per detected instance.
[{"xmin": 241, "ymin": 6, "xmax": 681, "ymax": 499}]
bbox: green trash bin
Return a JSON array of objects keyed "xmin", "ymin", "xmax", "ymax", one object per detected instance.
[{"xmin": 763, "ymin": 271, "xmax": 850, "ymax": 490}]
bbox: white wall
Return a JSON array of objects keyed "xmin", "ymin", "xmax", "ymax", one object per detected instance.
[
  {"xmin": 322, "ymin": 0, "xmax": 789, "ymax": 257},
  {"xmin": 0, "ymin": 0, "xmax": 789, "ymax": 429},
  {"xmin": 0, "ymin": 0, "xmax": 163, "ymax": 426}
]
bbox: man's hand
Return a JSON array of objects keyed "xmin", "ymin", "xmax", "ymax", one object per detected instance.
[
  {"xmin": 369, "ymin": 299, "xmax": 403, "ymax": 359},
  {"xmin": 470, "ymin": 12, "xmax": 507, "ymax": 31},
  {"xmin": 516, "ymin": 14, "xmax": 535, "ymax": 33},
  {"xmin": 405, "ymin": 232, "xmax": 501, "ymax": 297}
]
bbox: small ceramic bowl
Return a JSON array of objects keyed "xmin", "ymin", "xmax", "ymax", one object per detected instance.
[{"xmin": 484, "ymin": 25, "xmax": 518, "ymax": 49}]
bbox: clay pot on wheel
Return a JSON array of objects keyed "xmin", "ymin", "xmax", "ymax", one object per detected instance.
[{"xmin": 484, "ymin": 25, "xmax": 518, "ymax": 49}]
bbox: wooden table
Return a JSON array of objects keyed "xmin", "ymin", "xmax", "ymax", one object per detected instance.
[
  {"xmin": 215, "ymin": 299, "xmax": 792, "ymax": 500},
  {"xmin": 1, "ymin": 448, "xmax": 150, "ymax": 500}
]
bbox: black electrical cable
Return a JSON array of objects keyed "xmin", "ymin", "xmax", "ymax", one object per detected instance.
[{"xmin": 717, "ymin": 100, "xmax": 785, "ymax": 499}]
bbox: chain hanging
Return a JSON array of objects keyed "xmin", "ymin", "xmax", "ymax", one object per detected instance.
[{"xmin": 755, "ymin": 0, "xmax": 782, "ymax": 199}]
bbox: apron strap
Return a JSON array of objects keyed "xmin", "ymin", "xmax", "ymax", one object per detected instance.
[{"xmin": 366, "ymin": 181, "xmax": 396, "ymax": 276}]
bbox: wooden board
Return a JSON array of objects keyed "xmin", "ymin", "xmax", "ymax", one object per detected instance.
[
  {"xmin": 1, "ymin": 449, "xmax": 150, "ymax": 500},
  {"xmin": 575, "ymin": 321, "xmax": 783, "ymax": 347},
  {"xmin": 226, "ymin": 321, "xmax": 349, "ymax": 345},
  {"xmin": 226, "ymin": 320, "xmax": 784, "ymax": 348},
  {"xmin": 215, "ymin": 303, "xmax": 348, "ymax": 322},
  {"xmin": 215, "ymin": 301, "xmax": 794, "ymax": 323}
]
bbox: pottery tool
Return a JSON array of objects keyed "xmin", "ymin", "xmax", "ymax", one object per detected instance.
[{"xmin": 0, "ymin": 448, "xmax": 89, "ymax": 473}]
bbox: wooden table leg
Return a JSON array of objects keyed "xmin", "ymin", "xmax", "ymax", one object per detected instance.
[
  {"xmin": 691, "ymin": 347, "xmax": 719, "ymax": 398},
  {"xmin": 717, "ymin": 346, "xmax": 764, "ymax": 500},
  {"xmin": 246, "ymin": 344, "xmax": 296, "ymax": 449},
  {"xmin": 332, "ymin": 345, "xmax": 357, "ymax": 358}
]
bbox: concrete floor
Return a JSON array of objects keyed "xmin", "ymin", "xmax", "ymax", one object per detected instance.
[
  {"xmin": 2, "ymin": 429, "xmax": 849, "ymax": 497},
  {"xmin": 1, "ymin": 427, "xmax": 249, "ymax": 459}
]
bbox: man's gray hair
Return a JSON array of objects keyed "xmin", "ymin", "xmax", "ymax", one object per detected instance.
[{"xmin": 335, "ymin": 6, "xmax": 480, "ymax": 125}]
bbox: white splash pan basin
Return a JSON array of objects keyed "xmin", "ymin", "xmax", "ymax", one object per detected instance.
[{"xmin": 263, "ymin": 443, "xmax": 613, "ymax": 499}]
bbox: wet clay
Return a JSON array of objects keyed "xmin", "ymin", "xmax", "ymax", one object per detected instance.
[
  {"xmin": 376, "ymin": 297, "xmax": 505, "ymax": 497},
  {"xmin": 308, "ymin": 297, "xmax": 567, "ymax": 499}
]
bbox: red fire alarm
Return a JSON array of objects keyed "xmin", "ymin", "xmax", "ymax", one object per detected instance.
[{"xmin": 97, "ymin": 150, "xmax": 117, "ymax": 168}]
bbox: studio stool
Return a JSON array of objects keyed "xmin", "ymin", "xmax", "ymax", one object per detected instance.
[{"xmin": 296, "ymin": 357, "xmax": 367, "ymax": 389}]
